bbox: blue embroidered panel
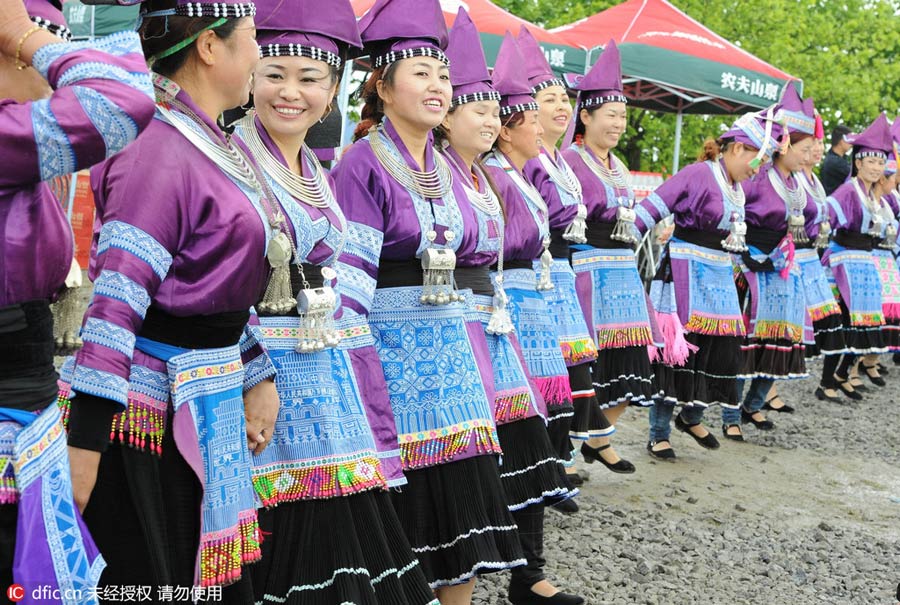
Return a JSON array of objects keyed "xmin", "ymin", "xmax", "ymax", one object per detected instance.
[
  {"xmin": 72, "ymin": 86, "xmax": 138, "ymax": 159},
  {"xmin": 81, "ymin": 317, "xmax": 137, "ymax": 357},
  {"xmin": 31, "ymin": 99, "xmax": 76, "ymax": 182},
  {"xmin": 92, "ymin": 270, "xmax": 151, "ymax": 319},
  {"xmin": 71, "ymin": 365, "xmax": 130, "ymax": 406},
  {"xmin": 343, "ymin": 221, "xmax": 383, "ymax": 267},
  {"xmin": 97, "ymin": 221, "xmax": 173, "ymax": 280},
  {"xmin": 368, "ymin": 288, "xmax": 491, "ymax": 435}
]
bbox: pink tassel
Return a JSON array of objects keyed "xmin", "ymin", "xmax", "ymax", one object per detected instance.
[
  {"xmin": 656, "ymin": 312, "xmax": 698, "ymax": 367},
  {"xmin": 814, "ymin": 114, "xmax": 824, "ymax": 140},
  {"xmin": 647, "ymin": 345, "xmax": 660, "ymax": 363},
  {"xmin": 779, "ymin": 233, "xmax": 796, "ymax": 280}
]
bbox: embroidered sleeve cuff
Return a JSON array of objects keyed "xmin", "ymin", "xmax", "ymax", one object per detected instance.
[
  {"xmin": 243, "ymin": 354, "xmax": 276, "ymax": 392},
  {"xmin": 67, "ymin": 392, "xmax": 119, "ymax": 452}
]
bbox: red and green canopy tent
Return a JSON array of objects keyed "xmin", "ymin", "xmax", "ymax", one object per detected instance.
[
  {"xmin": 552, "ymin": 0, "xmax": 798, "ymax": 170},
  {"xmin": 350, "ymin": 0, "xmax": 586, "ymax": 77}
]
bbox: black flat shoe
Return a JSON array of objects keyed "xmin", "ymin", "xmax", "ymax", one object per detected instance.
[
  {"xmin": 893, "ymin": 352, "xmax": 900, "ymax": 366},
  {"xmin": 835, "ymin": 377, "xmax": 863, "ymax": 401},
  {"xmin": 740, "ymin": 408, "xmax": 774, "ymax": 430},
  {"xmin": 815, "ymin": 386, "xmax": 843, "ymax": 403},
  {"xmin": 508, "ymin": 584, "xmax": 585, "ymax": 605},
  {"xmin": 722, "ymin": 424, "xmax": 745, "ymax": 441},
  {"xmin": 646, "ymin": 440, "xmax": 676, "ymax": 460},
  {"xmin": 550, "ymin": 498, "xmax": 579, "ymax": 514},
  {"xmin": 861, "ymin": 363, "xmax": 887, "ymax": 387},
  {"xmin": 581, "ymin": 442, "xmax": 636, "ymax": 473},
  {"xmin": 762, "ymin": 395, "xmax": 795, "ymax": 414},
  {"xmin": 565, "ymin": 472, "xmax": 584, "ymax": 488},
  {"xmin": 848, "ymin": 378, "xmax": 869, "ymax": 392},
  {"xmin": 674, "ymin": 413, "xmax": 720, "ymax": 449},
  {"xmin": 877, "ymin": 362, "xmax": 890, "ymax": 375}
]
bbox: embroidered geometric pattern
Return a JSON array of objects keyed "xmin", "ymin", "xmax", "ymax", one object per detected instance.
[
  {"xmin": 533, "ymin": 78, "xmax": 566, "ymax": 93},
  {"xmin": 368, "ymin": 287, "xmax": 497, "ymax": 468},
  {"xmin": 539, "ymin": 260, "xmax": 597, "ymax": 365},
  {"xmin": 92, "ymin": 270, "xmax": 151, "ymax": 319},
  {"xmin": 31, "ymin": 99, "xmax": 76, "ymax": 182},
  {"xmin": 335, "ymin": 262, "xmax": 377, "ymax": 316},
  {"xmin": 452, "ymin": 91, "xmax": 501, "ymax": 108},
  {"xmin": 499, "ymin": 101, "xmax": 539, "ymax": 117},
  {"xmin": 174, "ymin": 2, "xmax": 256, "ymax": 17},
  {"xmin": 343, "ymin": 222, "xmax": 383, "ymax": 267},
  {"xmin": 243, "ymin": 355, "xmax": 276, "ymax": 392},
  {"xmin": 582, "ymin": 94, "xmax": 628, "ymax": 107},
  {"xmin": 32, "ymin": 31, "xmax": 145, "ymax": 83},
  {"xmin": 571, "ymin": 249, "xmax": 654, "ymax": 348},
  {"xmin": 58, "ymin": 62, "xmax": 148, "ymax": 93},
  {"xmin": 669, "ymin": 240, "xmax": 745, "ymax": 336},
  {"xmin": 0, "ymin": 423, "xmax": 16, "ymax": 504},
  {"xmin": 71, "ymin": 365, "xmax": 130, "ymax": 406},
  {"xmin": 81, "ymin": 317, "xmax": 137, "ymax": 357},
  {"xmin": 73, "ymin": 86, "xmax": 139, "ymax": 157},
  {"xmin": 97, "ymin": 221, "xmax": 173, "ymax": 279}
]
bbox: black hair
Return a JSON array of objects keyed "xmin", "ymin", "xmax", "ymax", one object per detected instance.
[
  {"xmin": 830, "ymin": 124, "xmax": 852, "ymax": 148},
  {"xmin": 139, "ymin": 0, "xmax": 242, "ymax": 78}
]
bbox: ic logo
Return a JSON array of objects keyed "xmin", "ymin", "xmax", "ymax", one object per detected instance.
[{"xmin": 6, "ymin": 584, "xmax": 24, "ymax": 602}]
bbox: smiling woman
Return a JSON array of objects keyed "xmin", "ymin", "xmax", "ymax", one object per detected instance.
[{"xmin": 332, "ymin": 1, "xmax": 528, "ymax": 602}]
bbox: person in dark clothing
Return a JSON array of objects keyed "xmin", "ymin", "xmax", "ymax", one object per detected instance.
[{"xmin": 820, "ymin": 124, "xmax": 853, "ymax": 194}]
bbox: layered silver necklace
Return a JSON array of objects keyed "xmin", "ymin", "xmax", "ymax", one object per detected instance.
[
  {"xmin": 575, "ymin": 146, "xmax": 638, "ymax": 244},
  {"xmin": 154, "ymin": 84, "xmax": 297, "ymax": 314},
  {"xmin": 711, "ymin": 159, "xmax": 748, "ymax": 252},
  {"xmin": 238, "ymin": 112, "xmax": 347, "ymax": 351},
  {"xmin": 539, "ymin": 151, "xmax": 587, "ymax": 243},
  {"xmin": 441, "ymin": 145, "xmax": 513, "ymax": 334},
  {"xmin": 369, "ymin": 124, "xmax": 461, "ymax": 305},
  {"xmin": 768, "ymin": 167, "xmax": 809, "ymax": 244},
  {"xmin": 853, "ymin": 177, "xmax": 886, "ymax": 239}
]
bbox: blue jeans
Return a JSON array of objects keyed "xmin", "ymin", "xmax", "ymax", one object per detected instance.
[
  {"xmin": 648, "ymin": 401, "xmax": 705, "ymax": 442},
  {"xmin": 721, "ymin": 377, "xmax": 774, "ymax": 425}
]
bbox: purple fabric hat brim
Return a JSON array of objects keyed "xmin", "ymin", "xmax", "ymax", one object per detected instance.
[
  {"xmin": 256, "ymin": 30, "xmax": 341, "ymax": 57},
  {"xmin": 253, "ymin": 0, "xmax": 362, "ymax": 49},
  {"xmin": 358, "ymin": 0, "xmax": 448, "ymax": 60}
]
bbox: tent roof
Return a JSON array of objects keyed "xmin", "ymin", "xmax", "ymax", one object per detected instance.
[
  {"xmin": 553, "ymin": 0, "xmax": 798, "ymax": 114},
  {"xmin": 350, "ymin": 0, "xmax": 586, "ymax": 76},
  {"xmin": 62, "ymin": 0, "xmax": 139, "ymax": 40}
]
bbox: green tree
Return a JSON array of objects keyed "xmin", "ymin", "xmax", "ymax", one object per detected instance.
[{"xmin": 495, "ymin": 0, "xmax": 900, "ymax": 172}]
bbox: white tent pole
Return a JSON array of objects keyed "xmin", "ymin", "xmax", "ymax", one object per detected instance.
[
  {"xmin": 336, "ymin": 61, "xmax": 353, "ymax": 159},
  {"xmin": 672, "ymin": 109, "xmax": 683, "ymax": 173}
]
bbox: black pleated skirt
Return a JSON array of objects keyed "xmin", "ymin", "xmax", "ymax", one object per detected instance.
[
  {"xmin": 592, "ymin": 345, "xmax": 655, "ymax": 408},
  {"xmin": 497, "ymin": 416, "xmax": 573, "ymax": 511},
  {"xmin": 249, "ymin": 489, "xmax": 438, "ymax": 605},
  {"xmin": 84, "ymin": 426, "xmax": 255, "ymax": 604},
  {"xmin": 568, "ymin": 363, "xmax": 614, "ymax": 440},
  {"xmin": 390, "ymin": 455, "xmax": 525, "ymax": 588},
  {"xmin": 652, "ymin": 333, "xmax": 743, "ymax": 408},
  {"xmin": 740, "ymin": 338, "xmax": 807, "ymax": 379},
  {"xmin": 805, "ymin": 313, "xmax": 847, "ymax": 358}
]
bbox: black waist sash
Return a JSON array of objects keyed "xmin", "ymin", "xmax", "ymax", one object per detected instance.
[
  {"xmin": 584, "ymin": 221, "xmax": 637, "ymax": 250},
  {"xmin": 0, "ymin": 300, "xmax": 57, "ymax": 410},
  {"xmin": 833, "ymin": 230, "xmax": 874, "ymax": 251},
  {"xmin": 741, "ymin": 226, "xmax": 787, "ymax": 272},
  {"xmin": 140, "ymin": 307, "xmax": 250, "ymax": 349},
  {"xmin": 673, "ymin": 226, "xmax": 726, "ymax": 252},
  {"xmin": 376, "ymin": 260, "xmax": 493, "ymax": 296}
]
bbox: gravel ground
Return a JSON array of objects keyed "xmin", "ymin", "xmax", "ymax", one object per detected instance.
[{"xmin": 474, "ymin": 358, "xmax": 900, "ymax": 605}]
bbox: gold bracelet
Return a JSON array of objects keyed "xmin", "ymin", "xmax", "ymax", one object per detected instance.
[{"xmin": 15, "ymin": 25, "xmax": 43, "ymax": 71}]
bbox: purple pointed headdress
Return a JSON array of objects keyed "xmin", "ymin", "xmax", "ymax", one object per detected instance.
[
  {"xmin": 722, "ymin": 105, "xmax": 785, "ymax": 165},
  {"xmin": 359, "ymin": 0, "xmax": 449, "ymax": 69},
  {"xmin": 849, "ymin": 113, "xmax": 893, "ymax": 159},
  {"xmin": 24, "ymin": 0, "xmax": 72, "ymax": 42},
  {"xmin": 575, "ymin": 39, "xmax": 627, "ymax": 109},
  {"xmin": 254, "ymin": 0, "xmax": 361, "ymax": 67},
  {"xmin": 516, "ymin": 27, "xmax": 564, "ymax": 94},
  {"xmin": 775, "ymin": 81, "xmax": 814, "ymax": 136},
  {"xmin": 493, "ymin": 32, "xmax": 538, "ymax": 118},
  {"xmin": 446, "ymin": 8, "xmax": 498, "ymax": 107}
]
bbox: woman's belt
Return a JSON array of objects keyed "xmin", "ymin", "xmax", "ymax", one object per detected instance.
[
  {"xmin": 376, "ymin": 259, "xmax": 493, "ymax": 295},
  {"xmin": 584, "ymin": 221, "xmax": 637, "ymax": 250},
  {"xmin": 140, "ymin": 306, "xmax": 249, "ymax": 349},
  {"xmin": 0, "ymin": 300, "xmax": 57, "ymax": 410},
  {"xmin": 672, "ymin": 226, "xmax": 726, "ymax": 252},
  {"xmin": 833, "ymin": 230, "xmax": 874, "ymax": 251},
  {"xmin": 548, "ymin": 229, "xmax": 571, "ymax": 259},
  {"xmin": 745, "ymin": 226, "xmax": 785, "ymax": 256}
]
